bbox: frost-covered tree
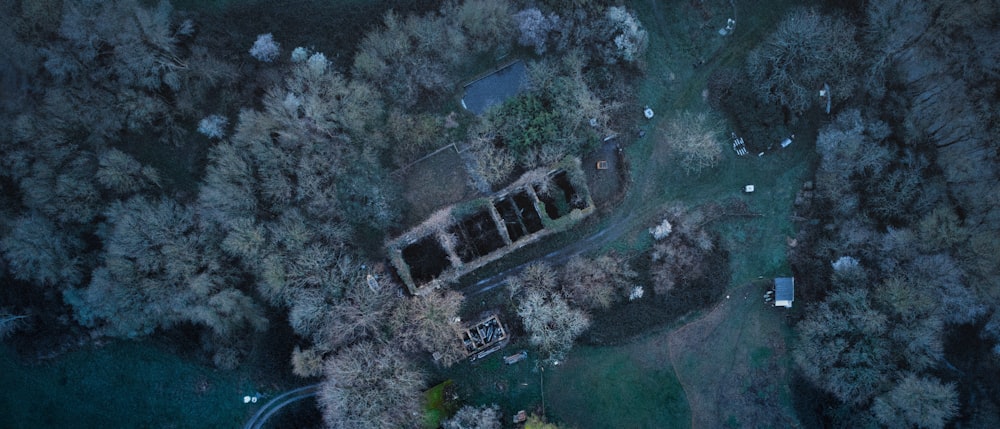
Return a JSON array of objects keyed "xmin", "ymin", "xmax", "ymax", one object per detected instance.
[
  {"xmin": 197, "ymin": 114, "xmax": 229, "ymax": 139},
  {"xmin": 249, "ymin": 33, "xmax": 280, "ymax": 62},
  {"xmin": 514, "ymin": 8, "xmax": 561, "ymax": 55},
  {"xmin": 599, "ymin": 6, "xmax": 648, "ymax": 64}
]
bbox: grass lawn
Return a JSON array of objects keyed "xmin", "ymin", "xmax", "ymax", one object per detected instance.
[
  {"xmin": 667, "ymin": 281, "xmax": 800, "ymax": 428},
  {"xmin": 426, "ymin": 337, "xmax": 543, "ymax": 421},
  {"xmin": 0, "ymin": 341, "xmax": 259, "ymax": 429},
  {"xmin": 546, "ymin": 341, "xmax": 690, "ymax": 429}
]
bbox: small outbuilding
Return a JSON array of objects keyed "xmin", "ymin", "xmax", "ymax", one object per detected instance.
[{"xmin": 774, "ymin": 277, "xmax": 794, "ymax": 308}]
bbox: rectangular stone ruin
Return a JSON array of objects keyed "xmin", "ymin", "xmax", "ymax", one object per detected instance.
[{"xmin": 388, "ymin": 158, "xmax": 595, "ymax": 295}]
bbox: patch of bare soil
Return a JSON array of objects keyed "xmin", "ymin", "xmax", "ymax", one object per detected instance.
[{"xmin": 667, "ymin": 282, "xmax": 800, "ymax": 428}]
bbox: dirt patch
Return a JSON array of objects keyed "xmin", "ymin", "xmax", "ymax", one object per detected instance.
[
  {"xmin": 397, "ymin": 145, "xmax": 479, "ymax": 228},
  {"xmin": 667, "ymin": 282, "xmax": 800, "ymax": 428},
  {"xmin": 582, "ymin": 140, "xmax": 626, "ymax": 209}
]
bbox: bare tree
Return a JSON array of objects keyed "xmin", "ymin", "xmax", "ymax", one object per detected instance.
[
  {"xmin": 872, "ymin": 374, "xmax": 959, "ymax": 429},
  {"xmin": 656, "ymin": 111, "xmax": 725, "ymax": 174},
  {"xmin": 793, "ymin": 288, "xmax": 892, "ymax": 404},
  {"xmin": 0, "ymin": 212, "xmax": 83, "ymax": 287},
  {"xmin": 95, "ymin": 148, "xmax": 160, "ymax": 195},
  {"xmin": 391, "ymin": 289, "xmax": 466, "ymax": 367},
  {"xmin": 747, "ymin": 8, "xmax": 861, "ymax": 113},
  {"xmin": 560, "ymin": 254, "xmax": 637, "ymax": 310},
  {"xmin": 517, "ymin": 290, "xmax": 590, "ymax": 360},
  {"xmin": 0, "ymin": 309, "xmax": 28, "ymax": 340},
  {"xmin": 319, "ymin": 341, "xmax": 426, "ymax": 429}
]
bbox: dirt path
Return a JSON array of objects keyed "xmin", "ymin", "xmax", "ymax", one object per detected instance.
[{"xmin": 243, "ymin": 383, "xmax": 320, "ymax": 429}]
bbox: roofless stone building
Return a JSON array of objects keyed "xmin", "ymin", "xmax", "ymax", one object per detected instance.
[{"xmin": 388, "ymin": 158, "xmax": 594, "ymax": 295}]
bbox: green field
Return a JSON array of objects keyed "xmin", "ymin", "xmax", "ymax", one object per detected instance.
[
  {"xmin": 0, "ymin": 341, "xmax": 257, "ymax": 428},
  {"xmin": 547, "ymin": 343, "xmax": 689, "ymax": 429}
]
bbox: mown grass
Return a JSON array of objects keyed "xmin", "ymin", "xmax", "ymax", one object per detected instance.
[
  {"xmin": 546, "ymin": 343, "xmax": 690, "ymax": 429},
  {"xmin": 667, "ymin": 282, "xmax": 800, "ymax": 428},
  {"xmin": 0, "ymin": 341, "xmax": 259, "ymax": 429}
]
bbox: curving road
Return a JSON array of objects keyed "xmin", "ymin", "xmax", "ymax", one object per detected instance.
[{"xmin": 243, "ymin": 383, "xmax": 321, "ymax": 429}]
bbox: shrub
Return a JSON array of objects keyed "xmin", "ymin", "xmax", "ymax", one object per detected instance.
[
  {"xmin": 197, "ymin": 114, "xmax": 229, "ymax": 139},
  {"xmin": 442, "ymin": 404, "xmax": 502, "ymax": 429}
]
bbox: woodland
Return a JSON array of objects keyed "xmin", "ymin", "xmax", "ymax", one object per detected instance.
[{"xmin": 0, "ymin": 0, "xmax": 999, "ymax": 428}]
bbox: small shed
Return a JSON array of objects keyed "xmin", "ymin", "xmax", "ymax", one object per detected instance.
[{"xmin": 774, "ymin": 277, "xmax": 794, "ymax": 308}]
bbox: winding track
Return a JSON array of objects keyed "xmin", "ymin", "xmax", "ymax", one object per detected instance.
[{"xmin": 243, "ymin": 383, "xmax": 321, "ymax": 429}]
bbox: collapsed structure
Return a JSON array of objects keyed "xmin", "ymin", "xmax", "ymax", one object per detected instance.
[{"xmin": 388, "ymin": 158, "xmax": 594, "ymax": 295}]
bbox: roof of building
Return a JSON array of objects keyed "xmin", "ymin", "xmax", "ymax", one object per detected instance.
[
  {"xmin": 461, "ymin": 61, "xmax": 527, "ymax": 115},
  {"xmin": 774, "ymin": 277, "xmax": 794, "ymax": 304}
]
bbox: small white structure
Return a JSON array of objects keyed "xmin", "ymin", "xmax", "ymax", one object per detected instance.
[
  {"xmin": 780, "ymin": 135, "xmax": 794, "ymax": 148},
  {"xmin": 773, "ymin": 277, "xmax": 795, "ymax": 308},
  {"xmin": 744, "ymin": 185, "xmax": 755, "ymax": 193},
  {"xmin": 644, "ymin": 106, "xmax": 655, "ymax": 119},
  {"xmin": 719, "ymin": 18, "xmax": 737, "ymax": 36},
  {"xmin": 820, "ymin": 83, "xmax": 831, "ymax": 114}
]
